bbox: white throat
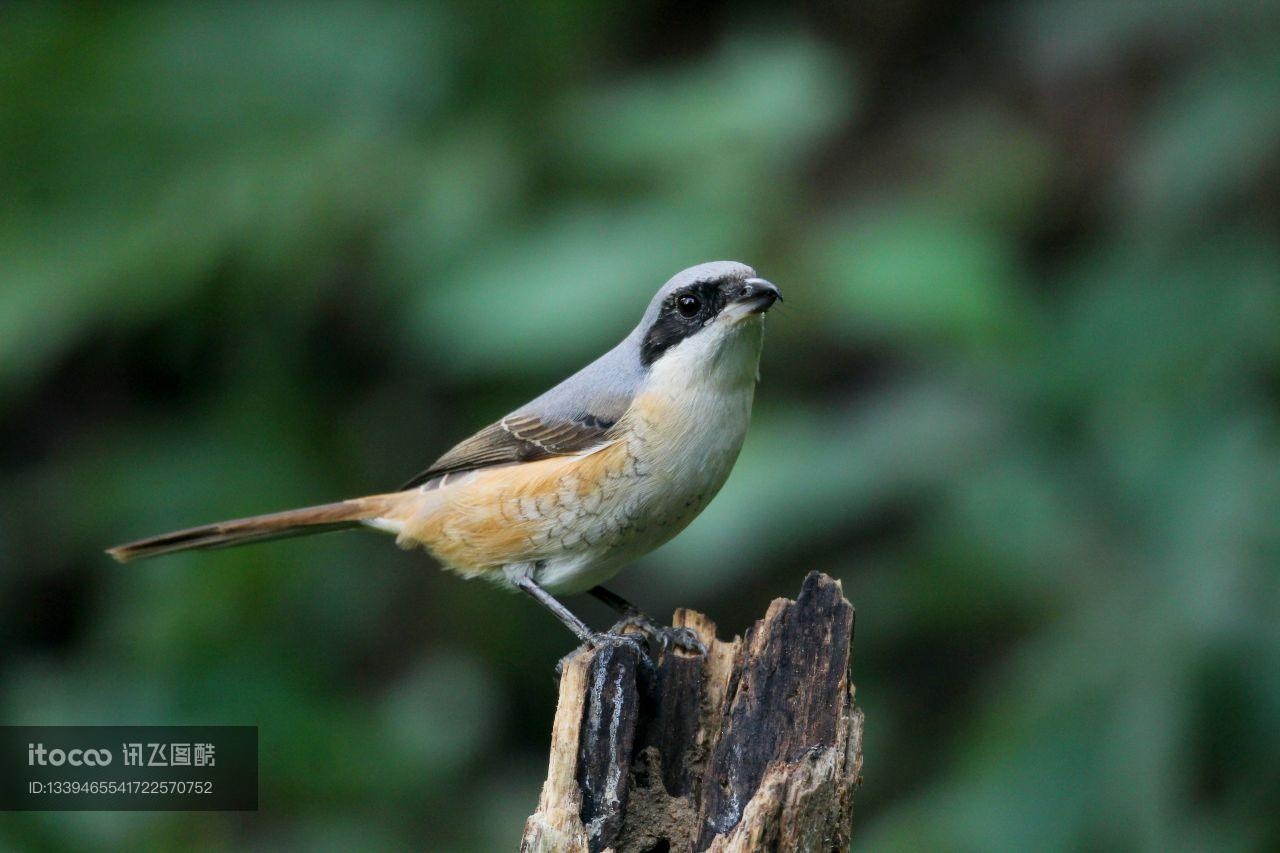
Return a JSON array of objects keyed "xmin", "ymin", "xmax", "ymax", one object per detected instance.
[
  {"xmin": 644, "ymin": 313, "xmax": 765, "ymax": 399},
  {"xmin": 630, "ymin": 314, "xmax": 765, "ymax": 480}
]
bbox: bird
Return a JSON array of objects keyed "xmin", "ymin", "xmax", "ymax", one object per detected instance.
[{"xmin": 107, "ymin": 261, "xmax": 781, "ymax": 653}]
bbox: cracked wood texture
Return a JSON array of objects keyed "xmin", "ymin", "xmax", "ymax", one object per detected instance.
[{"xmin": 521, "ymin": 572, "xmax": 863, "ymax": 853}]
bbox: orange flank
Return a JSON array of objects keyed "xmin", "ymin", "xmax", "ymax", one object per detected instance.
[{"xmin": 395, "ymin": 439, "xmax": 633, "ymax": 575}]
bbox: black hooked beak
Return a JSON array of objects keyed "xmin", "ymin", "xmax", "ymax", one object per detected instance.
[{"xmin": 736, "ymin": 277, "xmax": 782, "ymax": 313}]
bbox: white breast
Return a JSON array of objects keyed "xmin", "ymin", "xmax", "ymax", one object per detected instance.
[
  {"xmin": 632, "ymin": 314, "xmax": 763, "ymax": 489},
  {"xmin": 533, "ymin": 315, "xmax": 765, "ymax": 592}
]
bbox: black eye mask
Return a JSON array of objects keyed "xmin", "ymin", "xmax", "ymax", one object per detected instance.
[{"xmin": 639, "ymin": 280, "xmax": 732, "ymax": 367}]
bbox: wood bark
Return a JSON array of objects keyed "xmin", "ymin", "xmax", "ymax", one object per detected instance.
[{"xmin": 522, "ymin": 571, "xmax": 863, "ymax": 853}]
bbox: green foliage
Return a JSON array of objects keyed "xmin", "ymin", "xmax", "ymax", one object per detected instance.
[{"xmin": 2, "ymin": 2, "xmax": 1278, "ymax": 850}]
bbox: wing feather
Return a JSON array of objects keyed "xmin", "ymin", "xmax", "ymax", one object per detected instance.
[{"xmin": 400, "ymin": 410, "xmax": 620, "ymax": 490}]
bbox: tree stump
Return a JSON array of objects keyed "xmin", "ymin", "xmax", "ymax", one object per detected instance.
[{"xmin": 521, "ymin": 571, "xmax": 863, "ymax": 852}]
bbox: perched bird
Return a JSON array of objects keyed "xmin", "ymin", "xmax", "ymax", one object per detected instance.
[{"xmin": 108, "ymin": 261, "xmax": 781, "ymax": 652}]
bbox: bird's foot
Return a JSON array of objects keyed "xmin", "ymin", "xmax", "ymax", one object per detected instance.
[
  {"xmin": 609, "ymin": 610, "xmax": 707, "ymax": 657},
  {"xmin": 554, "ymin": 629, "xmax": 652, "ymax": 681}
]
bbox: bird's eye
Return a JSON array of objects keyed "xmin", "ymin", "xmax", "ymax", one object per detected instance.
[{"xmin": 676, "ymin": 294, "xmax": 701, "ymax": 318}]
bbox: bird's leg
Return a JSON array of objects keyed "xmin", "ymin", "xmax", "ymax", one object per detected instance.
[
  {"xmin": 588, "ymin": 585, "xmax": 646, "ymax": 622},
  {"xmin": 512, "ymin": 574, "xmax": 650, "ymax": 675},
  {"xmin": 515, "ymin": 574, "xmax": 594, "ymax": 643},
  {"xmin": 588, "ymin": 585, "xmax": 707, "ymax": 656}
]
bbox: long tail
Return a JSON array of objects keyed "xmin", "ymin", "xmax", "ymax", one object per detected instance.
[{"xmin": 106, "ymin": 494, "xmax": 402, "ymax": 563}]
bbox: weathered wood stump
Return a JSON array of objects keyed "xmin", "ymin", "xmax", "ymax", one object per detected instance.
[{"xmin": 522, "ymin": 571, "xmax": 863, "ymax": 852}]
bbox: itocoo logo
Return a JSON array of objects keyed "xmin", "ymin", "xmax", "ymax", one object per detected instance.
[{"xmin": 27, "ymin": 743, "xmax": 113, "ymax": 766}]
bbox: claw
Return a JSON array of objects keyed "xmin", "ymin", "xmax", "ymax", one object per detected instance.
[
  {"xmin": 553, "ymin": 629, "xmax": 653, "ymax": 682},
  {"xmin": 606, "ymin": 610, "xmax": 656, "ymax": 641},
  {"xmin": 656, "ymin": 625, "xmax": 707, "ymax": 656},
  {"xmin": 588, "ymin": 630, "xmax": 650, "ymax": 655},
  {"xmin": 607, "ymin": 611, "xmax": 706, "ymax": 657},
  {"xmin": 594, "ymin": 630, "xmax": 656, "ymax": 681}
]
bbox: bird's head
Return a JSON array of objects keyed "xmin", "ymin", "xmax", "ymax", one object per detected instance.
[{"xmin": 636, "ymin": 261, "xmax": 781, "ymax": 371}]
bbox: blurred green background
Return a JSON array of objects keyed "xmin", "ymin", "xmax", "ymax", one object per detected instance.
[{"xmin": 2, "ymin": 1, "xmax": 1278, "ymax": 850}]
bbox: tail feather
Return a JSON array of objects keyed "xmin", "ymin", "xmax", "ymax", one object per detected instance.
[{"xmin": 106, "ymin": 495, "xmax": 397, "ymax": 563}]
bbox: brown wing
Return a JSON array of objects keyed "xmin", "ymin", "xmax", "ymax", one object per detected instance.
[{"xmin": 400, "ymin": 411, "xmax": 619, "ymax": 490}]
